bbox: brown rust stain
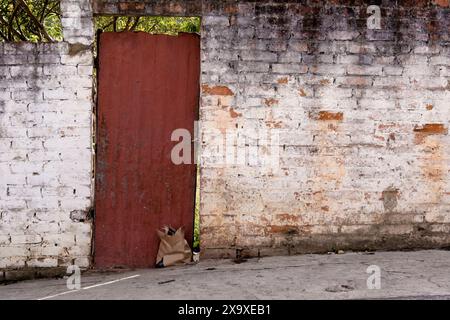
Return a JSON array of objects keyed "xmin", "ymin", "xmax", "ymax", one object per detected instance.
[
  {"xmin": 277, "ymin": 77, "xmax": 288, "ymax": 84},
  {"xmin": 414, "ymin": 124, "xmax": 448, "ymax": 144},
  {"xmin": 316, "ymin": 156, "xmax": 346, "ymax": 182},
  {"xmin": 389, "ymin": 133, "xmax": 396, "ymax": 141},
  {"xmin": 275, "ymin": 213, "xmax": 299, "ymax": 223},
  {"xmin": 269, "ymin": 225, "xmax": 298, "ymax": 234},
  {"xmin": 378, "ymin": 123, "xmax": 398, "ymax": 130},
  {"xmin": 265, "ymin": 102, "xmax": 282, "ymax": 128},
  {"xmin": 215, "ymin": 109, "xmax": 237, "ymax": 133},
  {"xmin": 426, "ymin": 104, "xmax": 434, "ymax": 110},
  {"xmin": 327, "ymin": 123, "xmax": 340, "ymax": 132},
  {"xmin": 307, "ymin": 115, "xmax": 346, "ymax": 216},
  {"xmin": 266, "ymin": 120, "xmax": 283, "ymax": 128},
  {"xmin": 419, "ymin": 137, "xmax": 446, "ymax": 203},
  {"xmin": 312, "ymin": 111, "xmax": 344, "ymax": 122},
  {"xmin": 422, "ymin": 140, "xmax": 445, "ymax": 182},
  {"xmin": 264, "ymin": 98, "xmax": 279, "ymax": 107},
  {"xmin": 229, "ymin": 108, "xmax": 242, "ymax": 118},
  {"xmin": 204, "ymin": 91, "xmax": 237, "ymax": 133},
  {"xmin": 202, "ymin": 84, "xmax": 234, "ymax": 96},
  {"xmin": 299, "ymin": 88, "xmax": 307, "ymax": 97},
  {"xmin": 414, "ymin": 124, "xmax": 448, "ymax": 135},
  {"xmin": 318, "ymin": 111, "xmax": 344, "ymax": 121}
]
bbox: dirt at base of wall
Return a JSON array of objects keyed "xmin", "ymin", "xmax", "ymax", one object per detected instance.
[
  {"xmin": 0, "ymin": 267, "xmax": 69, "ymax": 285},
  {"xmin": 202, "ymin": 234, "xmax": 450, "ymax": 260}
]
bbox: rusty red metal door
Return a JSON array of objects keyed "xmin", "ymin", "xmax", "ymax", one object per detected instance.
[{"xmin": 94, "ymin": 32, "xmax": 200, "ymax": 268}]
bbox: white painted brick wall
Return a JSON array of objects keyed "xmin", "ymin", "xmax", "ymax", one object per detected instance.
[
  {"xmin": 0, "ymin": 0, "xmax": 94, "ymax": 270},
  {"xmin": 3, "ymin": 0, "xmax": 450, "ymax": 268},
  {"xmin": 195, "ymin": 1, "xmax": 450, "ymax": 257}
]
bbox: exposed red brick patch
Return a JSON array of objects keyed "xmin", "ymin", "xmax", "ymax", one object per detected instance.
[
  {"xmin": 433, "ymin": 0, "xmax": 449, "ymax": 8},
  {"xmin": 299, "ymin": 88, "xmax": 307, "ymax": 97},
  {"xmin": 312, "ymin": 111, "xmax": 344, "ymax": 121},
  {"xmin": 229, "ymin": 108, "xmax": 242, "ymax": 118},
  {"xmin": 277, "ymin": 77, "xmax": 288, "ymax": 84},
  {"xmin": 413, "ymin": 124, "xmax": 448, "ymax": 135},
  {"xmin": 119, "ymin": 2, "xmax": 145, "ymax": 11},
  {"xmin": 266, "ymin": 120, "xmax": 283, "ymax": 128},
  {"xmin": 426, "ymin": 104, "xmax": 434, "ymax": 110},
  {"xmin": 202, "ymin": 85, "xmax": 234, "ymax": 96},
  {"xmin": 264, "ymin": 98, "xmax": 279, "ymax": 106}
]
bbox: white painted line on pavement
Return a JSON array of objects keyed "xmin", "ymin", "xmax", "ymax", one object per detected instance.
[
  {"xmin": 37, "ymin": 274, "xmax": 141, "ymax": 300},
  {"xmin": 37, "ymin": 290, "xmax": 76, "ymax": 300},
  {"xmin": 82, "ymin": 274, "xmax": 141, "ymax": 290}
]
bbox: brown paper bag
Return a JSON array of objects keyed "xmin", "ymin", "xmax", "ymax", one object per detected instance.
[{"xmin": 156, "ymin": 227, "xmax": 192, "ymax": 267}]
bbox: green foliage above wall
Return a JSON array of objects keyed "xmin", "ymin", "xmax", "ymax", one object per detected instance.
[
  {"xmin": 0, "ymin": 0, "xmax": 200, "ymax": 42},
  {"xmin": 0, "ymin": 0, "xmax": 63, "ymax": 42},
  {"xmin": 95, "ymin": 16, "xmax": 201, "ymax": 35}
]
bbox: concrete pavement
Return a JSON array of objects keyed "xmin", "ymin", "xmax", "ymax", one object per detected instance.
[{"xmin": 1, "ymin": 250, "xmax": 450, "ymax": 300}]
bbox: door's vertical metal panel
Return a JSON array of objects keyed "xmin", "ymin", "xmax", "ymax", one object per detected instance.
[{"xmin": 94, "ymin": 32, "xmax": 200, "ymax": 268}]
